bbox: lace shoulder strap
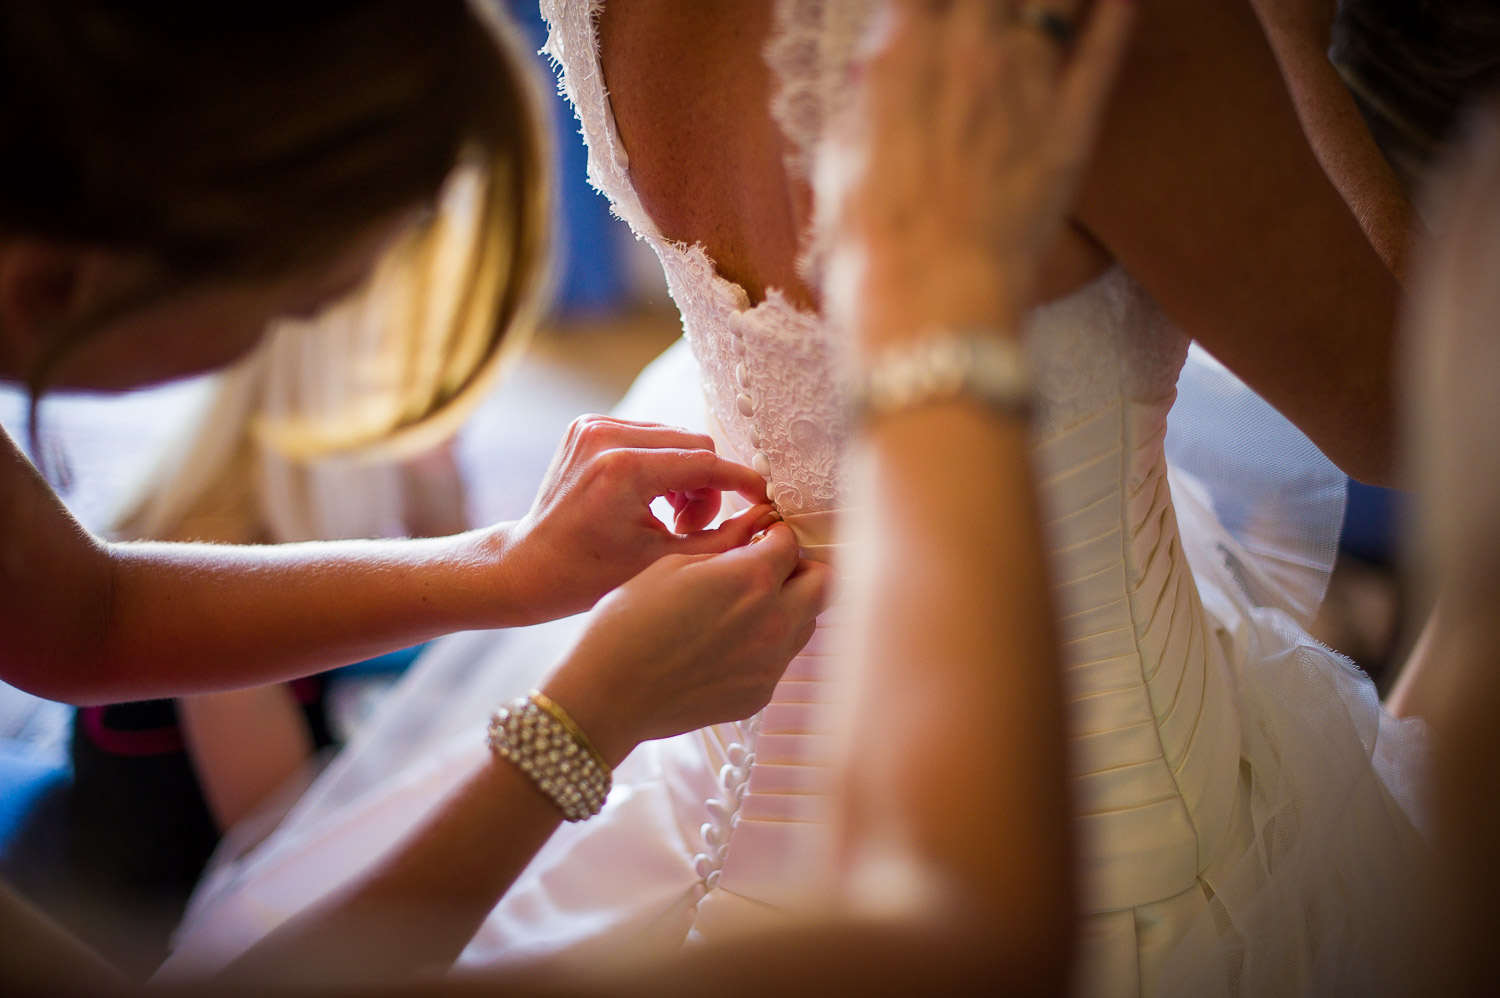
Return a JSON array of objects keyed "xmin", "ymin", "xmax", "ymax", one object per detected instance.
[
  {"xmin": 763, "ymin": 0, "xmax": 875, "ymax": 180},
  {"xmin": 764, "ymin": 0, "xmax": 876, "ymax": 281},
  {"xmin": 539, "ymin": 0, "xmax": 660, "ymax": 239}
]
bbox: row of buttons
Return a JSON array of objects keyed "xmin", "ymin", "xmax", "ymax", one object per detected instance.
[{"xmin": 731, "ymin": 317, "xmax": 775, "ymax": 482}]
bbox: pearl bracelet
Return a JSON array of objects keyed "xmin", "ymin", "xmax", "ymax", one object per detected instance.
[
  {"xmin": 851, "ymin": 330, "xmax": 1032, "ymax": 424},
  {"xmin": 486, "ymin": 692, "xmax": 612, "ymax": 822}
]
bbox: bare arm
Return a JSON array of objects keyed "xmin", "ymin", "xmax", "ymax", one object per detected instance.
[
  {"xmin": 831, "ymin": 1, "xmax": 1136, "ymax": 988},
  {"xmin": 1073, "ymin": 0, "xmax": 1402, "ymax": 484},
  {"xmin": 219, "ymin": 741, "xmax": 568, "ymax": 986},
  {"xmin": 1248, "ymin": 0, "xmax": 1418, "ymax": 281},
  {"xmin": 1, "ymin": 417, "xmax": 772, "ymax": 705},
  {"xmin": 218, "ymin": 525, "xmax": 831, "ymax": 988}
]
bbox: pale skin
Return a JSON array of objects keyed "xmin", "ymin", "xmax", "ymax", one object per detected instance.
[
  {"xmin": 4, "ymin": 0, "xmax": 1427, "ymax": 990},
  {"xmin": 0, "ymin": 412, "xmax": 793, "ymax": 705},
  {"xmin": 7, "ymin": 0, "xmax": 1136, "ymax": 992},
  {"xmin": 3, "ymin": 515, "xmax": 830, "ymax": 993},
  {"xmin": 199, "ymin": 0, "xmax": 1420, "ymax": 988},
  {"xmin": 597, "ymin": 0, "xmax": 1404, "ymax": 485},
  {"xmin": 218, "ymin": 520, "xmax": 826, "ymax": 988},
  {"xmin": 232, "ymin": 0, "xmax": 1131, "ymax": 990},
  {"xmin": 831, "ymin": 3, "xmax": 1136, "ymax": 989}
]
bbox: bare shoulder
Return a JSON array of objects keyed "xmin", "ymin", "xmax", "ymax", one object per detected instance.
[
  {"xmin": 1073, "ymin": 0, "xmax": 1399, "ymax": 483},
  {"xmin": 597, "ymin": 0, "xmax": 812, "ymax": 306}
]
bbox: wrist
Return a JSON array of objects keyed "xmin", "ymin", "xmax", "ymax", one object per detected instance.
[
  {"xmin": 463, "ymin": 521, "xmax": 536, "ymax": 629},
  {"xmin": 537, "ymin": 656, "xmax": 639, "ymax": 770},
  {"xmin": 852, "ymin": 332, "xmax": 1033, "ymax": 430},
  {"xmin": 859, "ymin": 253, "xmax": 1029, "ymax": 351}
]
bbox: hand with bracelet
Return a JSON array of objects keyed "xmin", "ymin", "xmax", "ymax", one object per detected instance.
[
  {"xmin": 5, "ymin": 406, "xmax": 828, "ymax": 992},
  {"xmin": 826, "ymin": 0, "xmax": 1136, "ymax": 989},
  {"xmin": 4, "ymin": 366, "xmax": 825, "ymax": 989},
  {"xmin": 218, "ymin": 518, "xmax": 828, "ymax": 987}
]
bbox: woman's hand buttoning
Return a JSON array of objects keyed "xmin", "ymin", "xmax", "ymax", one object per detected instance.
[
  {"xmin": 542, "ymin": 523, "xmax": 833, "ymax": 767},
  {"xmin": 490, "ymin": 414, "xmax": 777, "ymax": 624}
]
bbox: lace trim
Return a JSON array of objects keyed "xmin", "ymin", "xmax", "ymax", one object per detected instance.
[
  {"xmin": 540, "ymin": 0, "xmax": 656, "ymax": 238},
  {"xmin": 657, "ymin": 250, "xmax": 849, "ymax": 515},
  {"xmin": 764, "ymin": 0, "xmax": 877, "ymax": 285},
  {"xmin": 764, "ymin": 0, "xmax": 875, "ymax": 182},
  {"xmin": 542, "ymin": 0, "xmax": 851, "ymax": 517}
]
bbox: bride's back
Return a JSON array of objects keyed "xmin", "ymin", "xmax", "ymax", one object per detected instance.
[
  {"xmin": 595, "ymin": 0, "xmax": 1111, "ymax": 314},
  {"xmin": 597, "ymin": 0, "xmax": 814, "ymax": 309}
]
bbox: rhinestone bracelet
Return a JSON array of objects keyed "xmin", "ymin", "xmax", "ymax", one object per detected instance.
[
  {"xmin": 850, "ymin": 330, "xmax": 1032, "ymax": 425},
  {"xmin": 486, "ymin": 692, "xmax": 612, "ymax": 822}
]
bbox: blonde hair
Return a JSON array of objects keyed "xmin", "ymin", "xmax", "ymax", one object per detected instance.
[{"xmin": 0, "ymin": 0, "xmax": 550, "ymax": 451}]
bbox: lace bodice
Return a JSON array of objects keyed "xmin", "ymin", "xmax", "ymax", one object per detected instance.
[{"xmin": 542, "ymin": 0, "xmax": 1186, "ymax": 517}]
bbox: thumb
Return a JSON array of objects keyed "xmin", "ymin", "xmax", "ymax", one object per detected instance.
[
  {"xmin": 666, "ymin": 503, "xmax": 781, "ymax": 556},
  {"xmin": 709, "ymin": 521, "xmax": 802, "ymax": 584}
]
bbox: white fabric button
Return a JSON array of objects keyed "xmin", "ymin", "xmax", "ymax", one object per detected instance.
[
  {"xmin": 737, "ymin": 393, "xmax": 756, "ymax": 417},
  {"xmin": 748, "ymin": 426, "xmax": 761, "ymax": 448},
  {"xmin": 752, "ymin": 451, "xmax": 772, "ymax": 477},
  {"xmin": 735, "ymin": 362, "xmax": 750, "ymax": 388}
]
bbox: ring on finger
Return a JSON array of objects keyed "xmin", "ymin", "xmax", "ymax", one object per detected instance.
[{"xmin": 1015, "ymin": 5, "xmax": 1076, "ymax": 47}]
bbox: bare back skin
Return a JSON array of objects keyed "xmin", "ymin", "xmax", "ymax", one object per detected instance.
[
  {"xmin": 597, "ymin": 0, "xmax": 1112, "ymax": 311},
  {"xmin": 598, "ymin": 0, "xmax": 1401, "ymax": 485}
]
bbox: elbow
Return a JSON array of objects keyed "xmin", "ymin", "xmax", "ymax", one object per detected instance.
[
  {"xmin": 1336, "ymin": 431, "xmax": 1399, "ymax": 489},
  {"xmin": 1, "ymin": 655, "xmax": 90, "ymax": 707},
  {"xmin": 1342, "ymin": 383, "xmax": 1401, "ymax": 489},
  {"xmin": 1342, "ymin": 454, "xmax": 1400, "ymax": 492},
  {"xmin": 2, "ymin": 550, "xmax": 131, "ymax": 707},
  {"xmin": 1, "ymin": 651, "xmax": 124, "ymax": 708},
  {"xmin": 1311, "ymin": 394, "xmax": 1399, "ymax": 488}
]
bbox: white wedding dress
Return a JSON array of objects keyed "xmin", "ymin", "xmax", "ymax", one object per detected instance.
[{"xmin": 162, "ymin": 3, "xmax": 1429, "ymax": 994}]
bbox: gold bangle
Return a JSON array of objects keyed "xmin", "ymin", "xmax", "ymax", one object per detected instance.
[
  {"xmin": 487, "ymin": 694, "xmax": 612, "ymax": 822},
  {"xmin": 530, "ymin": 689, "xmax": 610, "ymax": 773}
]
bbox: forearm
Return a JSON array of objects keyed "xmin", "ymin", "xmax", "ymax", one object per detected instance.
[
  {"xmin": 221, "ymin": 749, "xmax": 563, "ymax": 988},
  {"xmin": 845, "ymin": 403, "xmax": 1074, "ymax": 986},
  {"xmin": 77, "ymin": 525, "xmax": 527, "ymax": 705},
  {"xmin": 1261, "ymin": 26, "xmax": 1418, "ymax": 281},
  {"xmin": 222, "ymin": 665, "xmax": 643, "ymax": 988}
]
